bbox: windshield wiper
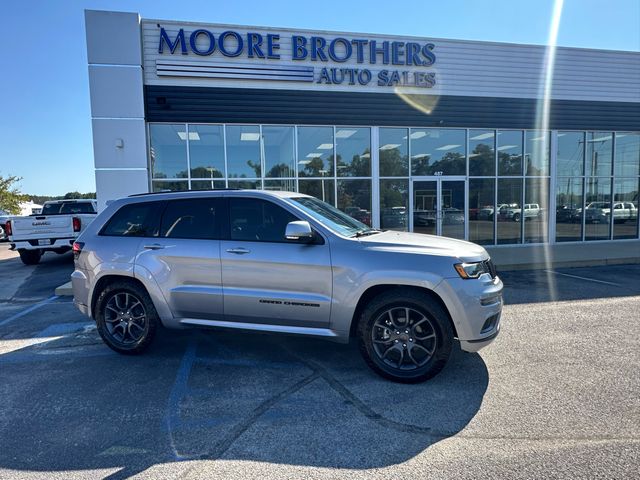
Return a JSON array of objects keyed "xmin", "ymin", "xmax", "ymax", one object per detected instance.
[{"xmin": 351, "ymin": 228, "xmax": 382, "ymax": 238}]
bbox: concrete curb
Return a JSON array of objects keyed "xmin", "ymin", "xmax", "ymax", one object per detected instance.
[{"xmin": 55, "ymin": 281, "xmax": 73, "ymax": 297}]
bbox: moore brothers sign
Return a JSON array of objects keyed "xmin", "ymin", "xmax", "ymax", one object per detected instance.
[{"xmin": 158, "ymin": 27, "xmax": 437, "ymax": 88}]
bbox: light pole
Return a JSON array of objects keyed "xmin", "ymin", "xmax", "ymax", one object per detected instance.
[{"xmin": 319, "ymin": 169, "xmax": 328, "ymax": 201}]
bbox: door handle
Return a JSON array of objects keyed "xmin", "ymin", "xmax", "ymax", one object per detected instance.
[
  {"xmin": 226, "ymin": 247, "xmax": 251, "ymax": 255},
  {"xmin": 143, "ymin": 244, "xmax": 165, "ymax": 250}
]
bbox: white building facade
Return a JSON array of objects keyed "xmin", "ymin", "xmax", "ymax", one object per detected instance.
[{"xmin": 85, "ymin": 10, "xmax": 640, "ymax": 264}]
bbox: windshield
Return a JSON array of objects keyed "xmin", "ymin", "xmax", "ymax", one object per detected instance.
[
  {"xmin": 288, "ymin": 196, "xmax": 374, "ymax": 237},
  {"xmin": 42, "ymin": 202, "xmax": 96, "ymax": 215}
]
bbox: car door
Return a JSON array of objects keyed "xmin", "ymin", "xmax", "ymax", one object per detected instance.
[
  {"xmin": 221, "ymin": 196, "xmax": 332, "ymax": 328},
  {"xmin": 135, "ymin": 197, "xmax": 224, "ymax": 320}
]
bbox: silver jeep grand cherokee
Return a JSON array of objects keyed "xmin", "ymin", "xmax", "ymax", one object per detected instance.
[{"xmin": 72, "ymin": 190, "xmax": 503, "ymax": 383}]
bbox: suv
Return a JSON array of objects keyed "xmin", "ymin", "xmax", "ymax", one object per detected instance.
[{"xmin": 72, "ymin": 190, "xmax": 503, "ymax": 383}]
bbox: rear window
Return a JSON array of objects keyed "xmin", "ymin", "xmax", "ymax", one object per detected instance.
[
  {"xmin": 101, "ymin": 202, "xmax": 161, "ymax": 237},
  {"xmin": 160, "ymin": 198, "xmax": 221, "ymax": 240},
  {"xmin": 42, "ymin": 201, "xmax": 96, "ymax": 215}
]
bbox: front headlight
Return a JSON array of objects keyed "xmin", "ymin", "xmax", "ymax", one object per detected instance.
[{"xmin": 454, "ymin": 262, "xmax": 488, "ymax": 279}]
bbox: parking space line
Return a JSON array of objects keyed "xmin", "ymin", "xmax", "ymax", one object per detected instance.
[
  {"xmin": 543, "ymin": 270, "xmax": 621, "ymax": 287},
  {"xmin": 0, "ymin": 295, "xmax": 59, "ymax": 327}
]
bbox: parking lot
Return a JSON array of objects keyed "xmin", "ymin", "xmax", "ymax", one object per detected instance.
[{"xmin": 0, "ymin": 242, "xmax": 638, "ymax": 479}]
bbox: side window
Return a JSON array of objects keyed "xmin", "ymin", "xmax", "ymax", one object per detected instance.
[
  {"xmin": 160, "ymin": 198, "xmax": 221, "ymax": 240},
  {"xmin": 229, "ymin": 198, "xmax": 298, "ymax": 242},
  {"xmin": 102, "ymin": 202, "xmax": 161, "ymax": 237}
]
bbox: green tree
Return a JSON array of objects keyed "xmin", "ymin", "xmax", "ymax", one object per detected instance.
[{"xmin": 0, "ymin": 175, "xmax": 28, "ymax": 214}]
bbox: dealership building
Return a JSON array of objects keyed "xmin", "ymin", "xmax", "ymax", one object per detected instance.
[{"xmin": 84, "ymin": 10, "xmax": 640, "ymax": 266}]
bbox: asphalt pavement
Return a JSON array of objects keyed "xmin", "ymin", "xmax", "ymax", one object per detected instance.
[{"xmin": 0, "ymin": 242, "xmax": 638, "ymax": 479}]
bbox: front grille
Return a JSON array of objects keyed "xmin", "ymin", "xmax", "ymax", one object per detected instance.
[{"xmin": 483, "ymin": 259, "xmax": 497, "ymax": 278}]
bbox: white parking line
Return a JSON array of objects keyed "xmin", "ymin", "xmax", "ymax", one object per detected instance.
[
  {"xmin": 543, "ymin": 270, "xmax": 621, "ymax": 287},
  {"xmin": 0, "ymin": 295, "xmax": 60, "ymax": 327}
]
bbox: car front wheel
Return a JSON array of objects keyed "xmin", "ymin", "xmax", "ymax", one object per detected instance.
[
  {"xmin": 357, "ymin": 289, "xmax": 454, "ymax": 383},
  {"xmin": 95, "ymin": 281, "xmax": 159, "ymax": 355}
]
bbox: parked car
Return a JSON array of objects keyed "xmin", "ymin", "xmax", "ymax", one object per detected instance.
[
  {"xmin": 503, "ymin": 203, "xmax": 541, "ymax": 222},
  {"xmin": 556, "ymin": 204, "xmax": 581, "ymax": 223},
  {"xmin": 72, "ymin": 190, "xmax": 503, "ymax": 383},
  {"xmin": 7, "ymin": 199, "xmax": 98, "ymax": 265},
  {"xmin": 413, "ymin": 209, "xmax": 436, "ymax": 227}
]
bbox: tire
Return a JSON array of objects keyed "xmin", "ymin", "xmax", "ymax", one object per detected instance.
[
  {"xmin": 513, "ymin": 213, "xmax": 521, "ymax": 222},
  {"xmin": 94, "ymin": 280, "xmax": 159, "ymax": 355},
  {"xmin": 357, "ymin": 289, "xmax": 454, "ymax": 383},
  {"xmin": 19, "ymin": 249, "xmax": 42, "ymax": 265}
]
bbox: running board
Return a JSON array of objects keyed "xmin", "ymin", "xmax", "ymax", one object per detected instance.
[{"xmin": 179, "ymin": 318, "xmax": 339, "ymax": 338}]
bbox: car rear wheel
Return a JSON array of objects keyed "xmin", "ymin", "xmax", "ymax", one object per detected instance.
[
  {"xmin": 95, "ymin": 281, "xmax": 158, "ymax": 355},
  {"xmin": 357, "ymin": 289, "xmax": 454, "ymax": 383},
  {"xmin": 18, "ymin": 249, "xmax": 41, "ymax": 265}
]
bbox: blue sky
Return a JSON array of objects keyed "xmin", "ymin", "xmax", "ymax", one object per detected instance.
[{"xmin": 1, "ymin": 0, "xmax": 638, "ymax": 195}]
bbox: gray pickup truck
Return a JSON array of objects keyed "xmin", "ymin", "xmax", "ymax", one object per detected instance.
[{"xmin": 71, "ymin": 190, "xmax": 503, "ymax": 383}]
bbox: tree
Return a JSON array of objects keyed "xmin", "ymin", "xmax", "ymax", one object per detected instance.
[{"xmin": 0, "ymin": 175, "xmax": 28, "ymax": 214}]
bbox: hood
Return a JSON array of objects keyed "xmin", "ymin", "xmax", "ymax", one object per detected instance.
[{"xmin": 358, "ymin": 230, "xmax": 488, "ymax": 262}]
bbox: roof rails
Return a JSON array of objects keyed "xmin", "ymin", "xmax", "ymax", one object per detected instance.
[{"xmin": 129, "ymin": 188, "xmax": 241, "ymax": 197}]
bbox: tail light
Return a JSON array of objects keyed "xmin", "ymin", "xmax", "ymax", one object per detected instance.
[
  {"xmin": 72, "ymin": 241, "xmax": 84, "ymax": 260},
  {"xmin": 72, "ymin": 217, "xmax": 81, "ymax": 232},
  {"xmin": 4, "ymin": 220, "xmax": 11, "ymax": 236}
]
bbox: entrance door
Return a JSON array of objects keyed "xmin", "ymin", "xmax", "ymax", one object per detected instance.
[{"xmin": 411, "ymin": 178, "xmax": 466, "ymax": 239}]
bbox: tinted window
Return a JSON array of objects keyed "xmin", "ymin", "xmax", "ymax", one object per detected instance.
[
  {"xmin": 102, "ymin": 202, "xmax": 160, "ymax": 237},
  {"xmin": 43, "ymin": 202, "xmax": 95, "ymax": 215},
  {"xmin": 160, "ymin": 198, "xmax": 221, "ymax": 240},
  {"xmin": 230, "ymin": 198, "xmax": 298, "ymax": 242},
  {"xmin": 59, "ymin": 202, "xmax": 96, "ymax": 214}
]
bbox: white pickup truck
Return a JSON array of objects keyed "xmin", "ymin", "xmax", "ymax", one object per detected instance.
[{"xmin": 6, "ymin": 199, "xmax": 98, "ymax": 265}]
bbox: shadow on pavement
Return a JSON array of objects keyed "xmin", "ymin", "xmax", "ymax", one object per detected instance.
[
  {"xmin": 500, "ymin": 263, "xmax": 640, "ymax": 304},
  {"xmin": 0, "ymin": 327, "xmax": 489, "ymax": 477}
]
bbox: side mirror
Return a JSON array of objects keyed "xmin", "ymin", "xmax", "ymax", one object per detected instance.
[{"xmin": 285, "ymin": 221, "xmax": 314, "ymax": 242}]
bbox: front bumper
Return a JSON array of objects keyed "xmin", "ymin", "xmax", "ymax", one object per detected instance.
[{"xmin": 434, "ymin": 273, "xmax": 503, "ymax": 352}]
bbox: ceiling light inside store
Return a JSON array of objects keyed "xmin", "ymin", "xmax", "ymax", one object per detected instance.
[
  {"xmin": 298, "ymin": 160, "xmax": 311, "ymax": 165},
  {"xmin": 317, "ymin": 143, "xmax": 333, "ymax": 149},
  {"xmin": 361, "ymin": 153, "xmax": 370, "ymax": 158},
  {"xmin": 587, "ymin": 136, "xmax": 612, "ymax": 142},
  {"xmin": 470, "ymin": 132, "xmax": 494, "ymax": 141},
  {"xmin": 410, "ymin": 131, "xmax": 428, "ymax": 139},
  {"xmin": 306, "ymin": 153, "xmax": 322, "ymax": 158},
  {"xmin": 380, "ymin": 144, "xmax": 400, "ymax": 150},
  {"xmin": 177, "ymin": 132, "xmax": 200, "ymax": 141},
  {"xmin": 435, "ymin": 144, "xmax": 460, "ymax": 151},
  {"xmin": 496, "ymin": 145, "xmax": 518, "ymax": 151},
  {"xmin": 240, "ymin": 133, "xmax": 260, "ymax": 141},
  {"xmin": 335, "ymin": 129, "xmax": 356, "ymax": 138},
  {"xmin": 412, "ymin": 154, "xmax": 429, "ymax": 159}
]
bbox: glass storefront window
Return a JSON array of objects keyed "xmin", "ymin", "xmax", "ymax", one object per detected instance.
[
  {"xmin": 469, "ymin": 178, "xmax": 495, "ymax": 245},
  {"xmin": 149, "ymin": 124, "xmax": 188, "ymax": 179},
  {"xmin": 298, "ymin": 127, "xmax": 334, "ymax": 177},
  {"xmin": 152, "ymin": 180, "xmax": 188, "ymax": 192},
  {"xmin": 263, "ymin": 126, "xmax": 295, "ymax": 178},
  {"xmin": 584, "ymin": 178, "xmax": 612, "ymax": 241},
  {"xmin": 411, "ymin": 129, "xmax": 466, "ymax": 176},
  {"xmin": 614, "ymin": 133, "xmax": 640, "ymax": 177},
  {"xmin": 555, "ymin": 178, "xmax": 583, "ymax": 242},
  {"xmin": 469, "ymin": 130, "xmax": 495, "ymax": 176},
  {"xmin": 336, "ymin": 128, "xmax": 371, "ymax": 177},
  {"xmin": 189, "ymin": 125, "xmax": 225, "ymax": 179},
  {"xmin": 496, "ymin": 178, "xmax": 523, "ymax": 244},
  {"xmin": 497, "ymin": 130, "xmax": 523, "ymax": 176},
  {"xmin": 298, "ymin": 179, "xmax": 335, "ymax": 205},
  {"xmin": 226, "ymin": 125, "xmax": 261, "ymax": 178},
  {"xmin": 524, "ymin": 178, "xmax": 549, "ymax": 243},
  {"xmin": 227, "ymin": 180, "xmax": 260, "ymax": 189},
  {"xmin": 525, "ymin": 131, "xmax": 550, "ymax": 176},
  {"xmin": 337, "ymin": 179, "xmax": 372, "ymax": 226},
  {"xmin": 380, "ymin": 179, "xmax": 408, "ymax": 231},
  {"xmin": 557, "ymin": 131, "xmax": 585, "ymax": 176},
  {"xmin": 379, "ymin": 128, "xmax": 409, "ymax": 176},
  {"xmin": 264, "ymin": 179, "xmax": 296, "ymax": 192},
  {"xmin": 586, "ymin": 132, "xmax": 613, "ymax": 176},
  {"xmin": 191, "ymin": 180, "xmax": 226, "ymax": 191},
  {"xmin": 612, "ymin": 178, "xmax": 639, "ymax": 240}
]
